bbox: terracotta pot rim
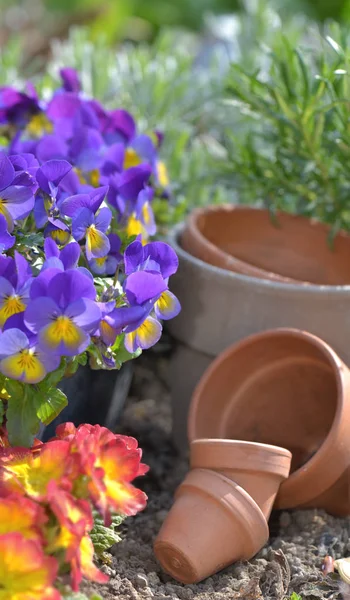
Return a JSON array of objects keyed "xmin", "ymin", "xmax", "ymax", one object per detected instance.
[
  {"xmin": 169, "ymin": 224, "xmax": 350, "ymax": 293},
  {"xmin": 188, "ymin": 328, "xmax": 346, "ymax": 499},
  {"xmin": 190, "ymin": 439, "xmax": 292, "ymax": 477},
  {"xmin": 191, "ymin": 438, "xmax": 292, "ymax": 458},
  {"xmin": 176, "ymin": 468, "xmax": 269, "ymax": 547},
  {"xmin": 184, "ymin": 205, "xmax": 350, "ymax": 285},
  {"xmin": 184, "ymin": 206, "xmax": 299, "ymax": 283}
]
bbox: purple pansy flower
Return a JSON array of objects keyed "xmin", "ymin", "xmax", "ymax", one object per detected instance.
[
  {"xmin": 25, "ymin": 269, "xmax": 101, "ymax": 357},
  {"xmin": 43, "ymin": 238, "xmax": 81, "ymax": 271},
  {"xmin": 0, "ymin": 322, "xmax": 60, "ymax": 384},
  {"xmin": 60, "ymin": 68, "xmax": 81, "ymax": 93},
  {"xmin": 0, "ymin": 251, "xmax": 33, "ymax": 327},
  {"xmin": 98, "ymin": 301, "xmax": 147, "ymax": 347},
  {"xmin": 0, "ymin": 152, "xmax": 36, "ymax": 231},
  {"xmin": 0, "ymin": 85, "xmax": 40, "ymax": 126},
  {"xmin": 88, "ymin": 233, "xmax": 122, "ymax": 275},
  {"xmin": 34, "ymin": 159, "xmax": 72, "ymax": 228},
  {"xmin": 72, "ymin": 206, "xmax": 112, "ymax": 260},
  {"xmin": 124, "ymin": 239, "xmax": 180, "ymax": 320}
]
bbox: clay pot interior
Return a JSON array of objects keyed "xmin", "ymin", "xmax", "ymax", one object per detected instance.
[
  {"xmin": 188, "ymin": 330, "xmax": 339, "ymax": 476},
  {"xmin": 182, "ymin": 207, "xmax": 350, "ymax": 285},
  {"xmin": 154, "ymin": 469, "xmax": 268, "ymax": 584},
  {"xmin": 190, "ymin": 439, "xmax": 292, "ymax": 519}
]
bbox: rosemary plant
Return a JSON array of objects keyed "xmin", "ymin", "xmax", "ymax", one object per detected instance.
[{"xmin": 222, "ymin": 22, "xmax": 350, "ymax": 232}]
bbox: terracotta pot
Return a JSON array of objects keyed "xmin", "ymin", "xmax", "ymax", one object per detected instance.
[
  {"xmin": 167, "ymin": 225, "xmax": 350, "ymax": 454},
  {"xmin": 154, "ymin": 469, "xmax": 268, "ymax": 584},
  {"xmin": 188, "ymin": 328, "xmax": 350, "ymax": 515},
  {"xmin": 190, "ymin": 439, "xmax": 291, "ymax": 519},
  {"xmin": 182, "ymin": 205, "xmax": 350, "ymax": 285}
]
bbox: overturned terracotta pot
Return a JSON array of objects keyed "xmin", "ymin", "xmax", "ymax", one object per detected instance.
[
  {"xmin": 182, "ymin": 205, "xmax": 350, "ymax": 285},
  {"xmin": 190, "ymin": 439, "xmax": 291, "ymax": 519},
  {"xmin": 154, "ymin": 469, "xmax": 268, "ymax": 584},
  {"xmin": 188, "ymin": 329, "xmax": 350, "ymax": 515}
]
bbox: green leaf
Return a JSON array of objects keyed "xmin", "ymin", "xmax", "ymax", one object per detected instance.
[
  {"xmin": 34, "ymin": 387, "xmax": 68, "ymax": 425},
  {"xmin": 90, "ymin": 512, "xmax": 124, "ymax": 557},
  {"xmin": 112, "ymin": 334, "xmax": 142, "ymax": 368},
  {"xmin": 6, "ymin": 386, "xmax": 41, "ymax": 447}
]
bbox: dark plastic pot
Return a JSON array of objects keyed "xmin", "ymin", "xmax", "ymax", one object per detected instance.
[{"xmin": 39, "ymin": 363, "xmax": 133, "ymax": 441}]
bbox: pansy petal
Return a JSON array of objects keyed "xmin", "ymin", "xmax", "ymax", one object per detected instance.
[
  {"xmin": 154, "ymin": 290, "xmax": 181, "ymax": 320},
  {"xmin": 118, "ymin": 165, "xmax": 152, "ymax": 201},
  {"xmin": 125, "ymin": 271, "xmax": 167, "ymax": 306},
  {"xmin": 72, "ymin": 207, "xmax": 94, "ymax": 241},
  {"xmin": 24, "ymin": 297, "xmax": 59, "ymax": 333},
  {"xmin": 14, "ymin": 251, "xmax": 32, "ymax": 291},
  {"xmin": 125, "ymin": 316, "xmax": 162, "ymax": 352},
  {"xmin": 0, "ymin": 328, "xmax": 29, "ymax": 358},
  {"xmin": 60, "ymin": 242, "xmax": 81, "ymax": 270},
  {"xmin": 36, "ymin": 159, "xmax": 72, "ymax": 193},
  {"xmin": 144, "ymin": 241, "xmax": 179, "ymax": 278},
  {"xmin": 36, "ymin": 134, "xmax": 69, "ymax": 163},
  {"xmin": 95, "ymin": 206, "xmax": 112, "ymax": 233},
  {"xmin": 65, "ymin": 298, "xmax": 101, "ymax": 333},
  {"xmin": 89, "ymin": 186, "xmax": 109, "ymax": 212},
  {"xmin": 0, "ymin": 351, "xmax": 47, "ymax": 383},
  {"xmin": 0, "ymin": 152, "xmax": 15, "ymax": 190},
  {"xmin": 61, "ymin": 194, "xmax": 92, "ymax": 217},
  {"xmin": 30, "ymin": 268, "xmax": 62, "ymax": 299},
  {"xmin": 109, "ymin": 109, "xmax": 136, "ymax": 141},
  {"xmin": 86, "ymin": 227, "xmax": 110, "ymax": 260},
  {"xmin": 49, "ymin": 269, "xmax": 97, "ymax": 306},
  {"xmin": 0, "ymin": 214, "xmax": 14, "ymax": 251},
  {"xmin": 44, "ymin": 237, "xmax": 60, "ymax": 259},
  {"xmin": 2, "ymin": 185, "xmax": 34, "ymax": 219},
  {"xmin": 40, "ymin": 320, "xmax": 90, "ymax": 356},
  {"xmin": 124, "ymin": 240, "xmax": 144, "ymax": 275},
  {"xmin": 60, "ymin": 67, "xmax": 81, "ymax": 93}
]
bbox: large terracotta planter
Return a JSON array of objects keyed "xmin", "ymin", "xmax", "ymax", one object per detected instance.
[
  {"xmin": 154, "ymin": 469, "xmax": 268, "ymax": 584},
  {"xmin": 182, "ymin": 205, "xmax": 350, "ymax": 285},
  {"xmin": 167, "ymin": 225, "xmax": 350, "ymax": 453},
  {"xmin": 190, "ymin": 439, "xmax": 291, "ymax": 519},
  {"xmin": 188, "ymin": 328, "xmax": 350, "ymax": 516}
]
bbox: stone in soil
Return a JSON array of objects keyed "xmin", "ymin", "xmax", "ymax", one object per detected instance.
[{"xmin": 82, "ymin": 350, "xmax": 349, "ymax": 600}]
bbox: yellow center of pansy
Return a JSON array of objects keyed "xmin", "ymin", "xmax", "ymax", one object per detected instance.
[
  {"xmin": 46, "ymin": 316, "xmax": 80, "ymax": 346},
  {"xmin": 0, "ymin": 349, "xmax": 45, "ymax": 384},
  {"xmin": 126, "ymin": 215, "xmax": 147, "ymax": 244},
  {"xmin": 124, "ymin": 148, "xmax": 142, "ymax": 170},
  {"xmin": 75, "ymin": 167, "xmax": 87, "ymax": 185},
  {"xmin": 95, "ymin": 257, "xmax": 106, "ymax": 267},
  {"xmin": 50, "ymin": 229, "xmax": 70, "ymax": 245},
  {"xmin": 0, "ymin": 295, "xmax": 25, "ymax": 327},
  {"xmin": 89, "ymin": 169, "xmax": 100, "ymax": 187},
  {"xmin": 26, "ymin": 113, "xmax": 53, "ymax": 138}
]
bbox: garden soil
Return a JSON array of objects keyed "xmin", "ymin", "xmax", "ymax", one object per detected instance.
[{"xmin": 82, "ymin": 345, "xmax": 350, "ymax": 600}]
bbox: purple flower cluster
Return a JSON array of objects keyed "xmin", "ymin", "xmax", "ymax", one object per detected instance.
[{"xmin": 0, "ymin": 69, "xmax": 180, "ymax": 384}]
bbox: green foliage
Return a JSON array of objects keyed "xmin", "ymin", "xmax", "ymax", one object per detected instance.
[
  {"xmin": 222, "ymin": 22, "xmax": 350, "ymax": 231},
  {"xmin": 287, "ymin": 593, "xmax": 302, "ymax": 600},
  {"xmin": 4, "ymin": 361, "xmax": 69, "ymax": 445},
  {"xmin": 5, "ymin": 382, "xmax": 42, "ymax": 446},
  {"xmin": 90, "ymin": 512, "xmax": 125, "ymax": 557}
]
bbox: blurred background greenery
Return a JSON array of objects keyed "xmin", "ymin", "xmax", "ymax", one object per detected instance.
[
  {"xmin": 2, "ymin": 0, "xmax": 350, "ymax": 231},
  {"xmin": 2, "ymin": 0, "xmax": 350, "ymax": 69}
]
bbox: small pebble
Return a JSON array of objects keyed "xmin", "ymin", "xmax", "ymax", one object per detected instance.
[
  {"xmin": 148, "ymin": 572, "xmax": 161, "ymax": 587},
  {"xmin": 135, "ymin": 573, "xmax": 148, "ymax": 588}
]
